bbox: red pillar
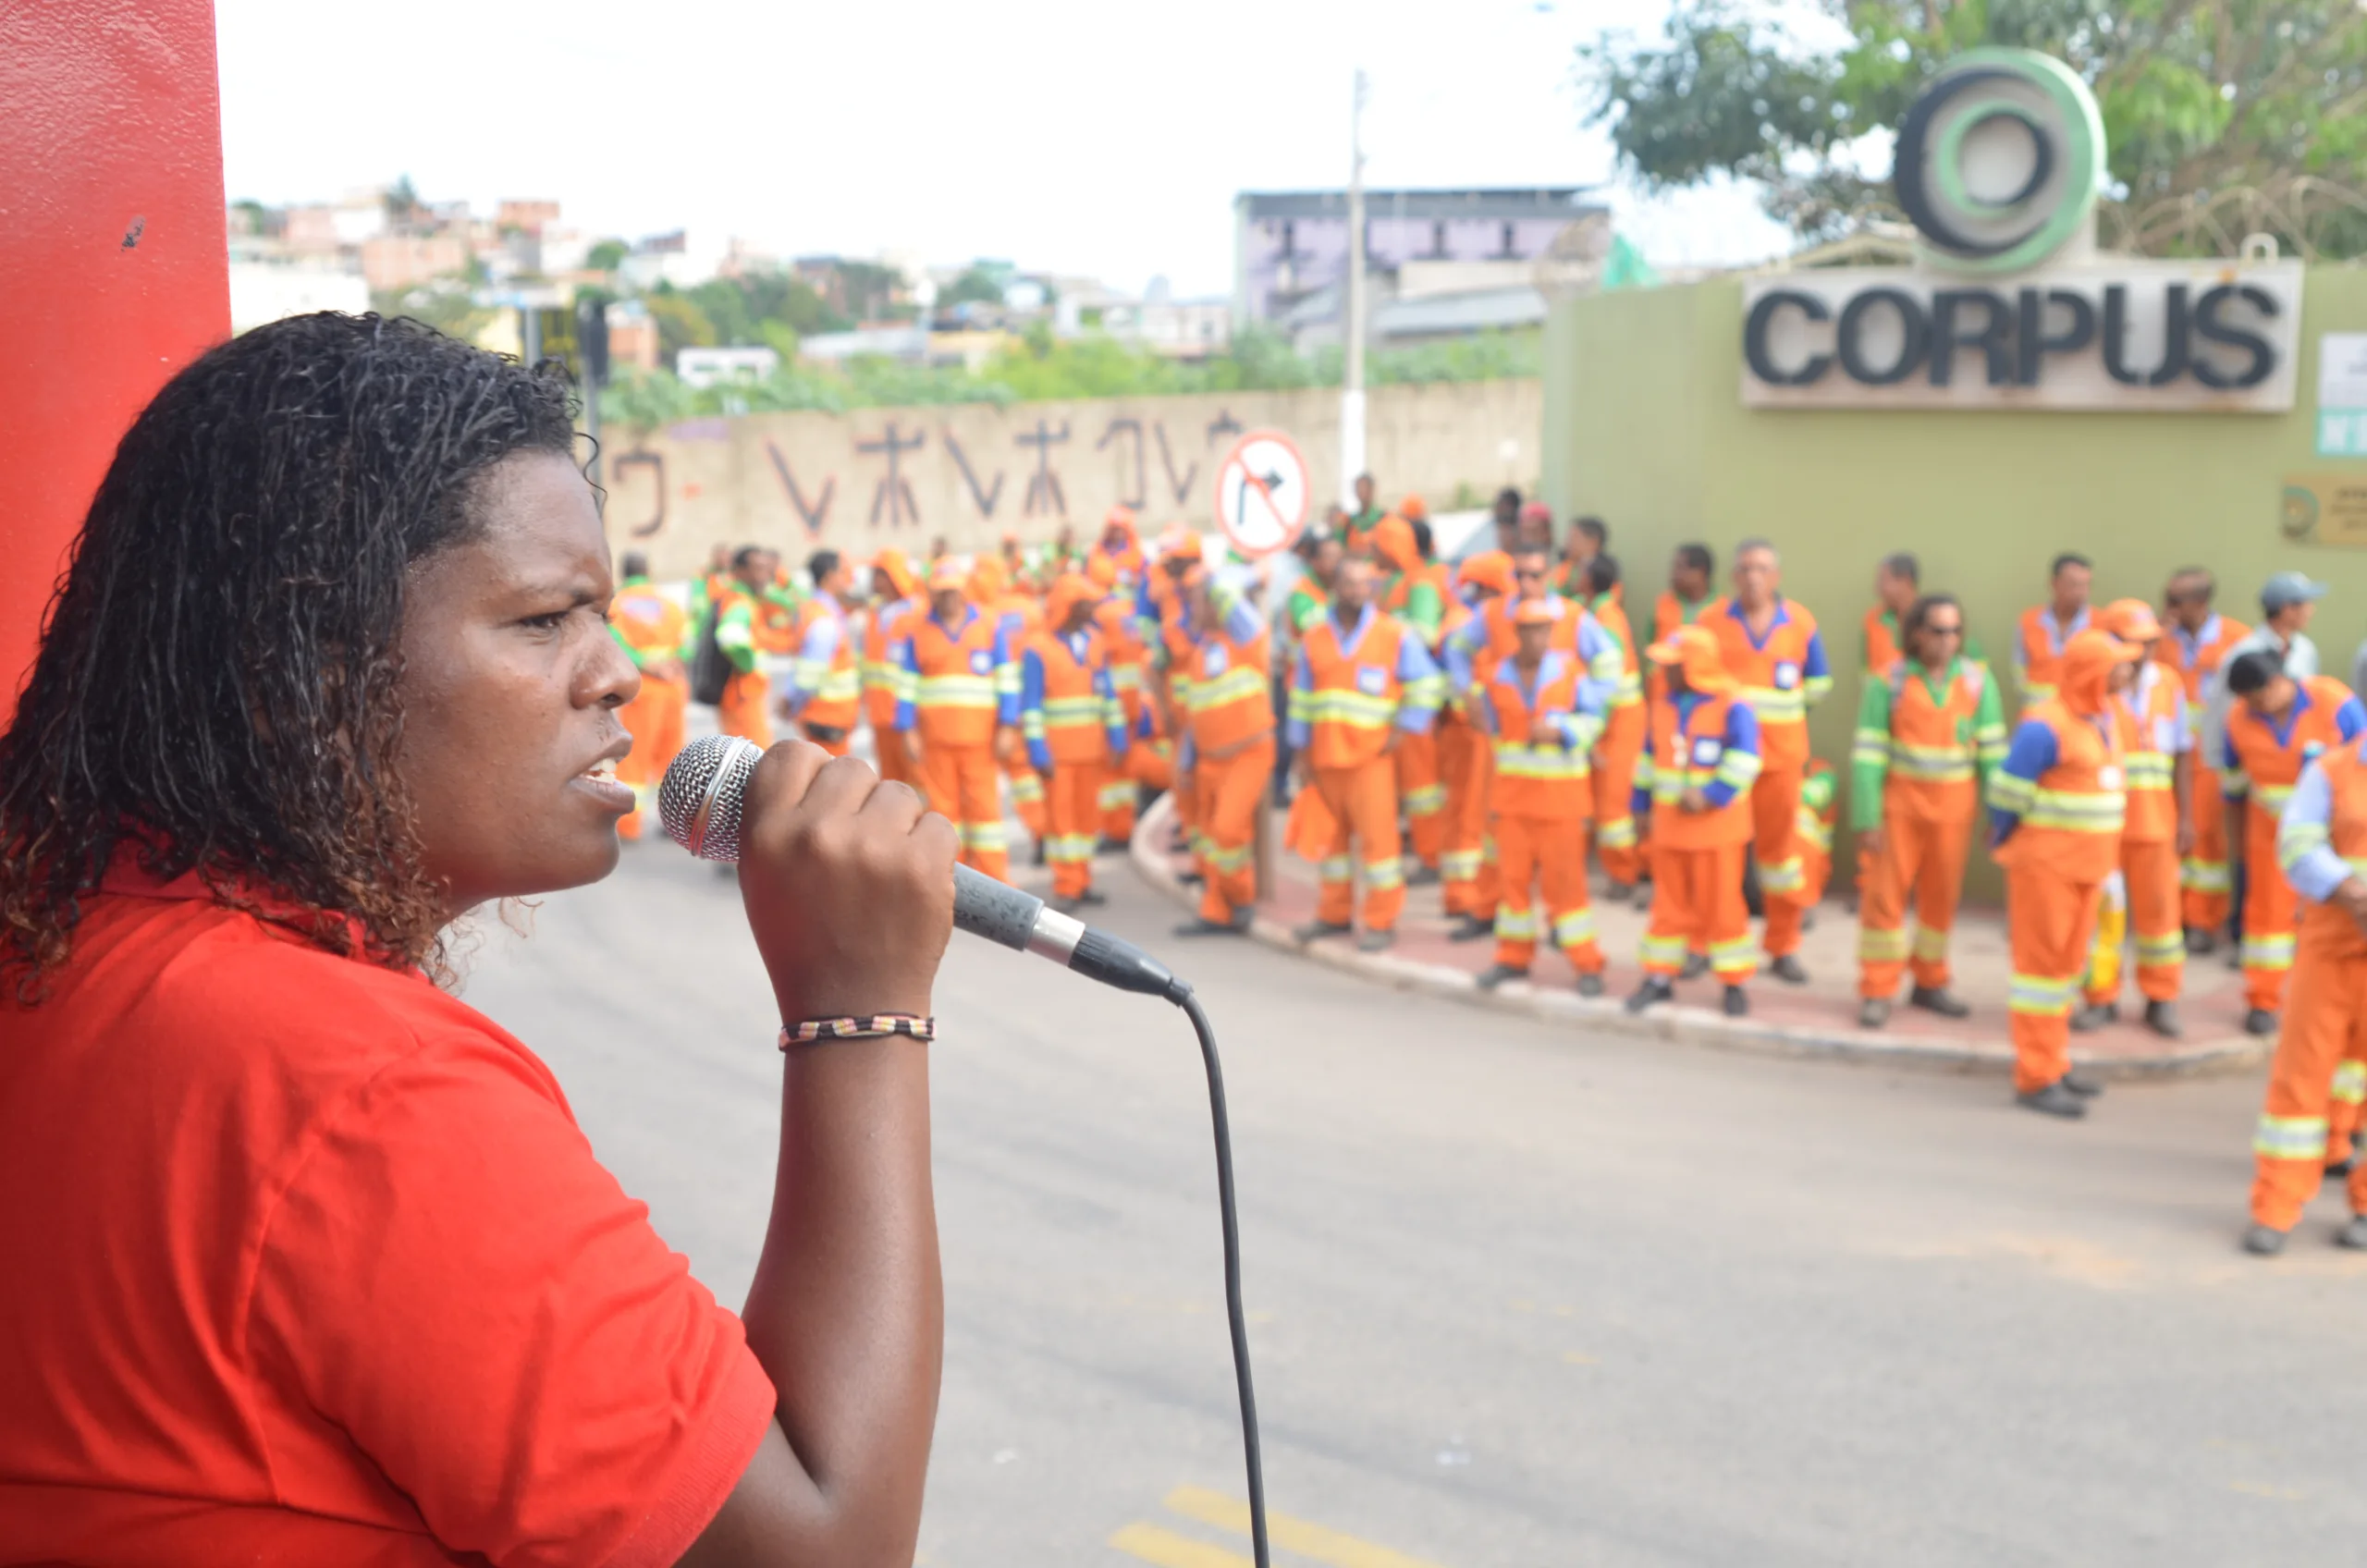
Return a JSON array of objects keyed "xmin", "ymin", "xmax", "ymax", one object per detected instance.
[{"xmin": 0, "ymin": 1, "xmax": 228, "ymax": 720}]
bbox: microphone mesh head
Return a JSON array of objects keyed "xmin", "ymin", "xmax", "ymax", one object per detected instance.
[{"xmin": 658, "ymin": 733, "xmax": 760, "ymax": 862}]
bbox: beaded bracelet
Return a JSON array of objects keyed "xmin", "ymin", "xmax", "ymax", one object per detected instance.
[{"xmin": 779, "ymin": 1014, "xmax": 937, "ymax": 1049}]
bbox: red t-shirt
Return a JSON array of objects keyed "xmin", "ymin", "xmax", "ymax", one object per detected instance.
[{"xmin": 0, "ymin": 862, "xmax": 775, "ymax": 1566}]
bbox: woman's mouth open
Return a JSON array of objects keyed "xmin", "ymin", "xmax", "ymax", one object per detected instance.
[{"xmin": 573, "ymin": 753, "xmax": 636, "ymax": 815}]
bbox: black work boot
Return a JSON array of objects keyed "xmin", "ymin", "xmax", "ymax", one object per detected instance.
[
  {"xmin": 2336, "ymin": 1215, "xmax": 2367, "ymax": 1251},
  {"xmin": 1575, "ymin": 972, "xmax": 1605, "ymax": 998},
  {"xmin": 2243, "ymin": 1221, "xmax": 2289, "ymax": 1256},
  {"xmin": 1908, "ymin": 986, "xmax": 1971, "ymax": 1019},
  {"xmin": 2016, "ymin": 1081, "xmax": 2089, "ymax": 1119},
  {"xmin": 1292, "ymin": 919, "xmax": 1351, "ymax": 945},
  {"xmin": 1722, "ymin": 986, "xmax": 1749, "ymax": 1017},
  {"xmin": 1474, "ymin": 962, "xmax": 1529, "ymax": 991},
  {"xmin": 1766, "ymin": 953, "xmax": 1809, "ymax": 985},
  {"xmin": 1447, "ymin": 914, "xmax": 1495, "ymax": 943},
  {"xmin": 2070, "ymin": 1001, "xmax": 2117, "ymax": 1034},
  {"xmin": 1858, "ymin": 998, "xmax": 1891, "ymax": 1028},
  {"xmin": 2244, "ymin": 1008, "xmax": 2278, "ymax": 1036},
  {"xmin": 1678, "ymin": 951, "xmax": 1709, "ymax": 981},
  {"xmin": 2061, "ymin": 1069, "xmax": 2104, "ymax": 1098},
  {"xmin": 1625, "ymin": 976, "xmax": 1674, "ymax": 1014},
  {"xmin": 2143, "ymin": 999, "xmax": 2182, "ymax": 1038}
]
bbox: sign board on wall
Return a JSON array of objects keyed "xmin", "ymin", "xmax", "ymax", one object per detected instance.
[
  {"xmin": 2318, "ymin": 334, "xmax": 2367, "ymax": 457},
  {"xmin": 2282, "ymin": 475, "xmax": 2367, "ymax": 548},
  {"xmin": 1739, "ymin": 48, "xmax": 2302, "ymax": 414}
]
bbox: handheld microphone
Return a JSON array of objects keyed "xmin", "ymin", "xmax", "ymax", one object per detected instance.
[{"xmin": 657, "ymin": 734, "xmax": 1184, "ymax": 999}]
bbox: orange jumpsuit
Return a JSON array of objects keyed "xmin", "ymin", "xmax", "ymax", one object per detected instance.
[
  {"xmin": 1793, "ymin": 760, "xmax": 1839, "ymax": 907},
  {"xmin": 1477, "ymin": 653, "xmax": 1605, "ymax": 975},
  {"xmin": 1096, "ymin": 596, "xmax": 1158, "ymax": 841},
  {"xmin": 1854, "ymin": 605, "xmax": 1906, "ymax": 895},
  {"xmin": 1990, "ymin": 635, "xmax": 2131, "ymax": 1093},
  {"xmin": 715, "ymin": 585, "xmax": 799, "ymax": 748},
  {"xmin": 1585, "ymin": 592, "xmax": 1648, "ymax": 887},
  {"xmin": 2083, "ymin": 661, "xmax": 2188, "ymax": 1007},
  {"xmin": 896, "ymin": 606, "xmax": 1016, "ymax": 881},
  {"xmin": 2224, "ymin": 676, "xmax": 2367, "ymax": 1014},
  {"xmin": 863, "ymin": 594, "xmax": 921, "ymax": 787},
  {"xmin": 2156, "ymin": 612, "xmax": 2250, "ymax": 933},
  {"xmin": 1288, "ymin": 606, "xmax": 1444, "ymax": 933},
  {"xmin": 974, "ymin": 561, "xmax": 1046, "ymax": 845},
  {"xmin": 1636, "ymin": 663, "xmax": 1762, "ymax": 985},
  {"xmin": 1372, "ymin": 519, "xmax": 1451, "ymax": 871},
  {"xmin": 2011, "ymin": 604, "xmax": 2090, "ymax": 712},
  {"xmin": 1179, "ymin": 582, "xmax": 1278, "ymax": 925},
  {"xmin": 1702, "ymin": 597, "xmax": 1834, "ymax": 960},
  {"xmin": 783, "ymin": 595, "xmax": 863, "ymax": 758},
  {"xmin": 2251, "ymin": 738, "xmax": 2367, "ymax": 1229},
  {"xmin": 1854, "ymin": 658, "xmax": 2005, "ymax": 998},
  {"xmin": 1019, "ymin": 590, "xmax": 1126, "ymax": 900},
  {"xmin": 608, "ymin": 577, "xmax": 689, "ymax": 841}
]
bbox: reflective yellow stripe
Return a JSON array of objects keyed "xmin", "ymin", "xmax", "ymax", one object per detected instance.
[
  {"xmin": 1738, "ymin": 685, "xmax": 1806, "ymax": 723},
  {"xmin": 2255, "ymin": 1114, "xmax": 2329, "ymax": 1161},
  {"xmin": 1492, "ymin": 742, "xmax": 1591, "ymax": 780},
  {"xmin": 1184, "ymin": 668, "xmax": 1268, "ymax": 711},
  {"xmin": 916, "ymin": 674, "xmax": 997, "ymax": 707}
]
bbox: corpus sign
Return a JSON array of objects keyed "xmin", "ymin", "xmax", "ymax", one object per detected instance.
[{"xmin": 1212, "ymin": 429, "xmax": 1310, "ymax": 558}]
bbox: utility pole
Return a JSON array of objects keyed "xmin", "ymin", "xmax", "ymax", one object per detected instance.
[{"xmin": 1340, "ymin": 67, "xmax": 1368, "ymax": 509}]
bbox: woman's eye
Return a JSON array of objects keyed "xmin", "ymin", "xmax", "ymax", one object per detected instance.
[{"xmin": 521, "ymin": 611, "xmax": 570, "ymax": 631}]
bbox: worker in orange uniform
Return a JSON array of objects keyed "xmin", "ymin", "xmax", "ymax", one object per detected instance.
[
  {"xmin": 1701, "ymin": 538, "xmax": 1834, "ymax": 982},
  {"xmin": 970, "ymin": 555, "xmax": 1047, "ymax": 853},
  {"xmin": 862, "ymin": 548, "xmax": 923, "ymax": 787},
  {"xmin": 1094, "ymin": 505, "xmax": 1147, "ymax": 593},
  {"xmin": 2220, "ymin": 650, "xmax": 2367, "ymax": 1035},
  {"xmin": 1140, "ymin": 531, "xmax": 1208, "ymax": 864},
  {"xmin": 1441, "ymin": 546, "xmax": 1620, "ymax": 940},
  {"xmin": 1286, "ymin": 556, "xmax": 1444, "ymax": 951},
  {"xmin": 1019, "ymin": 572, "xmax": 1128, "ymax": 914},
  {"xmin": 1279, "ymin": 524, "xmax": 1343, "ymax": 867},
  {"xmin": 2011, "ymin": 552, "xmax": 2092, "ymax": 711},
  {"xmin": 2156, "ymin": 567, "xmax": 2250, "ymax": 950},
  {"xmin": 1439, "ymin": 551, "xmax": 1513, "ymax": 924},
  {"xmin": 892, "ymin": 559, "xmax": 1021, "ymax": 881},
  {"xmin": 1083, "ymin": 556, "xmax": 1159, "ymax": 845},
  {"xmin": 1987, "ymin": 629, "xmax": 2143, "ymax": 1118},
  {"xmin": 711, "ymin": 545, "xmax": 796, "ymax": 747},
  {"xmin": 1551, "ymin": 516, "xmax": 1608, "ymax": 602},
  {"xmin": 1172, "ymin": 568, "xmax": 1277, "ymax": 937},
  {"xmin": 1579, "ymin": 553, "xmax": 1647, "ymax": 899},
  {"xmin": 2072, "ymin": 599, "xmax": 2190, "ymax": 1037},
  {"xmin": 1862, "ymin": 552, "xmax": 1918, "ymax": 677},
  {"xmin": 775, "ymin": 548, "xmax": 863, "ymax": 757},
  {"xmin": 1627, "ymin": 625, "xmax": 1763, "ymax": 1016},
  {"xmin": 1652, "ymin": 543, "xmax": 1719, "ymax": 644},
  {"xmin": 607, "ymin": 550, "xmax": 690, "ymax": 841},
  {"xmin": 1368, "ymin": 514, "xmax": 1449, "ymax": 879},
  {"xmin": 1471, "ymin": 598, "xmax": 1611, "ymax": 996},
  {"xmin": 2240, "ymin": 737, "xmax": 2367, "ymax": 1255},
  {"xmin": 1852, "ymin": 594, "xmax": 2006, "ymax": 1027}
]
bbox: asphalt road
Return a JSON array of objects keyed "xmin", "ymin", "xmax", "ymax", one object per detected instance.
[{"xmin": 459, "ymin": 843, "xmax": 2367, "ymax": 1568}]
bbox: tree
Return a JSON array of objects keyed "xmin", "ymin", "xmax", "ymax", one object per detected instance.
[
  {"xmin": 938, "ymin": 265, "xmax": 1007, "ymax": 310},
  {"xmin": 644, "ymin": 289, "xmax": 717, "ymax": 368},
  {"xmin": 1577, "ymin": 0, "xmax": 2367, "ymax": 257},
  {"xmin": 586, "ymin": 239, "xmax": 629, "ymax": 273}
]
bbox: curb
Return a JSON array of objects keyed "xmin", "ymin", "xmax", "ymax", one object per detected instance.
[{"xmin": 1127, "ymin": 796, "xmax": 2268, "ymax": 1084}]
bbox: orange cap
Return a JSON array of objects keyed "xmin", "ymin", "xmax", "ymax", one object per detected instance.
[
  {"xmin": 1085, "ymin": 554, "xmax": 1117, "ymax": 589},
  {"xmin": 1644, "ymin": 624, "xmax": 1736, "ymax": 693},
  {"xmin": 1163, "ymin": 528, "xmax": 1205, "ymax": 561},
  {"xmin": 1512, "ymin": 597, "xmax": 1561, "ymax": 627},
  {"xmin": 1398, "ymin": 494, "xmax": 1429, "ymax": 522},
  {"xmin": 968, "ymin": 556, "xmax": 1007, "ymax": 601},
  {"xmin": 2098, "ymin": 597, "xmax": 2164, "ymax": 643},
  {"xmin": 1456, "ymin": 550, "xmax": 1515, "ymax": 596},
  {"xmin": 1368, "ymin": 514, "xmax": 1419, "ymax": 574},
  {"xmin": 1043, "ymin": 570, "xmax": 1100, "ymax": 630},
  {"xmin": 927, "ymin": 558, "xmax": 968, "ymax": 592},
  {"xmin": 872, "ymin": 546, "xmax": 919, "ymax": 600}
]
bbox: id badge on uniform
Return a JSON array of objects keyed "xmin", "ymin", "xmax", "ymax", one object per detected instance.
[
  {"xmin": 2097, "ymin": 766, "xmax": 2123, "ymax": 790},
  {"xmin": 2304, "ymin": 740, "xmax": 2327, "ymax": 764},
  {"xmin": 1691, "ymin": 737, "xmax": 1723, "ymax": 767},
  {"xmin": 969, "ymin": 648, "xmax": 995, "ymax": 676},
  {"xmin": 1355, "ymin": 665, "xmax": 1390, "ymax": 696},
  {"xmin": 1773, "ymin": 661, "xmax": 1800, "ymax": 690},
  {"xmin": 1204, "ymin": 643, "xmax": 1229, "ymax": 678}
]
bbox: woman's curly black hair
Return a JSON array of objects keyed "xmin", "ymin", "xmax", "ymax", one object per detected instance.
[{"xmin": 0, "ymin": 312, "xmax": 578, "ymax": 996}]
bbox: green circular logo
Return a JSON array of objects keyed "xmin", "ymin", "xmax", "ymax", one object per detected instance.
[{"xmin": 1893, "ymin": 49, "xmax": 2105, "ymax": 274}]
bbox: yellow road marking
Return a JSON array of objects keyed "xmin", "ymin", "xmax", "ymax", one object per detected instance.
[
  {"xmin": 1110, "ymin": 1522, "xmax": 1254, "ymax": 1567},
  {"xmin": 1163, "ymin": 1485, "xmax": 1453, "ymax": 1568}
]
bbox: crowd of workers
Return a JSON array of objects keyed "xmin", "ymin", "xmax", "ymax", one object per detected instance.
[{"xmin": 606, "ymin": 480, "xmax": 2367, "ymax": 1255}]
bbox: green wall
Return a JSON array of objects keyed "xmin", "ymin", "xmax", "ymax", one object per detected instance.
[{"xmin": 1542, "ymin": 266, "xmax": 2367, "ymax": 899}]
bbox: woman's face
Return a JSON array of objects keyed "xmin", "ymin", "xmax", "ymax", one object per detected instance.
[{"xmin": 395, "ymin": 451, "xmax": 640, "ymax": 917}]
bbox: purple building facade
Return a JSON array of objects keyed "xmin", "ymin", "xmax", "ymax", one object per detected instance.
[{"xmin": 1232, "ymin": 188, "xmax": 1603, "ymax": 326}]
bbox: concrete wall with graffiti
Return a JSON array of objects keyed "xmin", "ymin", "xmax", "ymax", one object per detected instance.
[{"xmin": 599, "ymin": 379, "xmax": 1542, "ymax": 572}]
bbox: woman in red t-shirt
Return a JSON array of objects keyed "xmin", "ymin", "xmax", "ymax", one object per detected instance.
[{"xmin": 0, "ymin": 313, "xmax": 951, "ymax": 1567}]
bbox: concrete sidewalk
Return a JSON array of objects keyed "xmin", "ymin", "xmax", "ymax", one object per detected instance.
[{"xmin": 1128, "ymin": 795, "xmax": 2271, "ymax": 1082}]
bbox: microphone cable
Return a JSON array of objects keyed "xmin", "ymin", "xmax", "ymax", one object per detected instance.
[{"xmin": 1165, "ymin": 980, "xmax": 1269, "ymax": 1568}]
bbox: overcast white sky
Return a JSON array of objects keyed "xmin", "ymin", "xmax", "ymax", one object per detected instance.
[{"xmin": 214, "ymin": 0, "xmax": 1794, "ymax": 296}]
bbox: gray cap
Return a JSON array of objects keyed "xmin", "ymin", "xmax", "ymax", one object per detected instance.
[{"xmin": 2261, "ymin": 571, "xmax": 2328, "ymax": 612}]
